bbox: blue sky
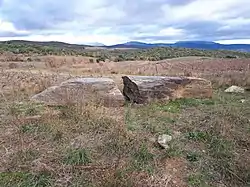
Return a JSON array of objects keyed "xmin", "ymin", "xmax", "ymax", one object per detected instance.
[{"xmin": 0, "ymin": 0, "xmax": 250, "ymax": 45}]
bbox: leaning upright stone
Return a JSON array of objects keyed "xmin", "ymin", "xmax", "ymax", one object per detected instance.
[{"xmin": 122, "ymin": 76, "xmax": 213, "ymax": 104}]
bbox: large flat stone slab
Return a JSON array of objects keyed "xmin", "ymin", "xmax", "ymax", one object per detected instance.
[{"xmin": 31, "ymin": 77, "xmax": 125, "ymax": 107}]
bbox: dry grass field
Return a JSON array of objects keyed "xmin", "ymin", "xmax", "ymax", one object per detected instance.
[{"xmin": 0, "ymin": 51, "xmax": 250, "ymax": 187}]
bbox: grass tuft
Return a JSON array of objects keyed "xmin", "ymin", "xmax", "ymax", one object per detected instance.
[
  {"xmin": 188, "ymin": 173, "xmax": 208, "ymax": 187},
  {"xmin": 187, "ymin": 131, "xmax": 209, "ymax": 142},
  {"xmin": 132, "ymin": 144, "xmax": 155, "ymax": 173},
  {"xmin": 9, "ymin": 102, "xmax": 45, "ymax": 117},
  {"xmin": 186, "ymin": 152, "xmax": 200, "ymax": 162},
  {"xmin": 64, "ymin": 148, "xmax": 92, "ymax": 165},
  {"xmin": 0, "ymin": 172, "xmax": 53, "ymax": 187}
]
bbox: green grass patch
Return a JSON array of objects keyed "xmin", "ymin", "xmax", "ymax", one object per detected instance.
[
  {"xmin": 188, "ymin": 173, "xmax": 209, "ymax": 187},
  {"xmin": 156, "ymin": 98, "xmax": 215, "ymax": 113},
  {"xmin": 131, "ymin": 144, "xmax": 155, "ymax": 173},
  {"xmin": 20, "ymin": 122, "xmax": 51, "ymax": 133},
  {"xmin": 156, "ymin": 116, "xmax": 176, "ymax": 124},
  {"xmin": 19, "ymin": 122, "xmax": 60, "ymax": 141},
  {"xmin": 126, "ymin": 117, "xmax": 175, "ymax": 135},
  {"xmin": 206, "ymin": 135, "xmax": 234, "ymax": 161},
  {"xmin": 125, "ymin": 105, "xmax": 176, "ymax": 135},
  {"xmin": 187, "ymin": 131, "xmax": 209, "ymax": 142},
  {"xmin": 0, "ymin": 172, "xmax": 53, "ymax": 187},
  {"xmin": 125, "ymin": 105, "xmax": 139, "ymax": 131},
  {"xmin": 186, "ymin": 152, "xmax": 201, "ymax": 162},
  {"xmin": 9, "ymin": 102, "xmax": 45, "ymax": 117},
  {"xmin": 20, "ymin": 123, "xmax": 36, "ymax": 133},
  {"xmin": 64, "ymin": 148, "xmax": 92, "ymax": 165},
  {"xmin": 164, "ymin": 142, "xmax": 183, "ymax": 158}
]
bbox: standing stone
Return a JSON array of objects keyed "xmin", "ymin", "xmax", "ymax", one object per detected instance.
[
  {"xmin": 30, "ymin": 77, "xmax": 125, "ymax": 107},
  {"xmin": 122, "ymin": 76, "xmax": 213, "ymax": 104}
]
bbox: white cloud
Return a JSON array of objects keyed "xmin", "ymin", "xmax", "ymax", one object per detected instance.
[
  {"xmin": 162, "ymin": 0, "xmax": 249, "ymax": 22},
  {"xmin": 159, "ymin": 27, "xmax": 184, "ymax": 36},
  {"xmin": 0, "ymin": 32, "xmax": 129, "ymax": 45},
  {"xmin": 216, "ymin": 39, "xmax": 250, "ymax": 44},
  {"xmin": 0, "ymin": 19, "xmax": 29, "ymax": 34},
  {"xmin": 221, "ymin": 17, "xmax": 250, "ymax": 29},
  {"xmin": 0, "ymin": 0, "xmax": 250, "ymax": 44}
]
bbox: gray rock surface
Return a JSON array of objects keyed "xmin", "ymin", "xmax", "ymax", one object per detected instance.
[
  {"xmin": 31, "ymin": 77, "xmax": 125, "ymax": 107},
  {"xmin": 158, "ymin": 134, "xmax": 173, "ymax": 149},
  {"xmin": 122, "ymin": 76, "xmax": 213, "ymax": 104}
]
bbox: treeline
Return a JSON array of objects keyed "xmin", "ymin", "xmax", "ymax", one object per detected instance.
[{"xmin": 1, "ymin": 42, "xmax": 250, "ymax": 62}]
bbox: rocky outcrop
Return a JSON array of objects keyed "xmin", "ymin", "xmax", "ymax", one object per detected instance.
[
  {"xmin": 122, "ymin": 76, "xmax": 213, "ymax": 104},
  {"xmin": 30, "ymin": 78, "xmax": 125, "ymax": 107}
]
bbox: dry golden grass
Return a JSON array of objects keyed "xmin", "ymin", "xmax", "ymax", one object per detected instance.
[
  {"xmin": 204, "ymin": 71, "xmax": 250, "ymax": 88},
  {"xmin": 1, "ymin": 55, "xmax": 250, "ymax": 186}
]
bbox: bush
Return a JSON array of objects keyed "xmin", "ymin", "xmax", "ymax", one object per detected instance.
[{"xmin": 96, "ymin": 57, "xmax": 106, "ymax": 63}]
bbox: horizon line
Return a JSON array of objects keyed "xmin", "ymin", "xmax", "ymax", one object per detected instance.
[{"xmin": 1, "ymin": 39, "xmax": 250, "ymax": 46}]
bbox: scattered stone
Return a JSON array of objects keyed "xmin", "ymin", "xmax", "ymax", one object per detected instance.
[
  {"xmin": 225, "ymin": 85, "xmax": 245, "ymax": 93},
  {"xmin": 240, "ymin": 99, "xmax": 246, "ymax": 103},
  {"xmin": 122, "ymin": 75, "xmax": 213, "ymax": 104},
  {"xmin": 30, "ymin": 77, "xmax": 125, "ymax": 107},
  {"xmin": 158, "ymin": 134, "xmax": 173, "ymax": 149}
]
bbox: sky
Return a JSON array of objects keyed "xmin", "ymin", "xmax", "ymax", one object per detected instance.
[{"xmin": 0, "ymin": 0, "xmax": 250, "ymax": 45}]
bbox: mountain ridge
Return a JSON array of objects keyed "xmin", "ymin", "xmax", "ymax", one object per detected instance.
[
  {"xmin": 106, "ymin": 41, "xmax": 250, "ymax": 52},
  {"xmin": 1, "ymin": 40, "xmax": 250, "ymax": 52}
]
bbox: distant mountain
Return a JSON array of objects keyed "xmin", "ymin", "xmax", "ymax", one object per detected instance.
[
  {"xmin": 1, "ymin": 40, "xmax": 250, "ymax": 52},
  {"xmin": 107, "ymin": 41, "xmax": 250, "ymax": 52}
]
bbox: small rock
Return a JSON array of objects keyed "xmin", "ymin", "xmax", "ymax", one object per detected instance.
[
  {"xmin": 158, "ymin": 134, "xmax": 172, "ymax": 149},
  {"xmin": 240, "ymin": 99, "xmax": 246, "ymax": 103},
  {"xmin": 225, "ymin": 86, "xmax": 245, "ymax": 93}
]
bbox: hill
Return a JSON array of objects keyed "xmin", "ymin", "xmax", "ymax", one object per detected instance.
[
  {"xmin": 2, "ymin": 40, "xmax": 250, "ymax": 52},
  {"xmin": 107, "ymin": 41, "xmax": 250, "ymax": 52},
  {"xmin": 0, "ymin": 40, "xmax": 89, "ymax": 49},
  {"xmin": 0, "ymin": 40, "xmax": 89, "ymax": 56},
  {"xmin": 0, "ymin": 40, "xmax": 250, "ymax": 61}
]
